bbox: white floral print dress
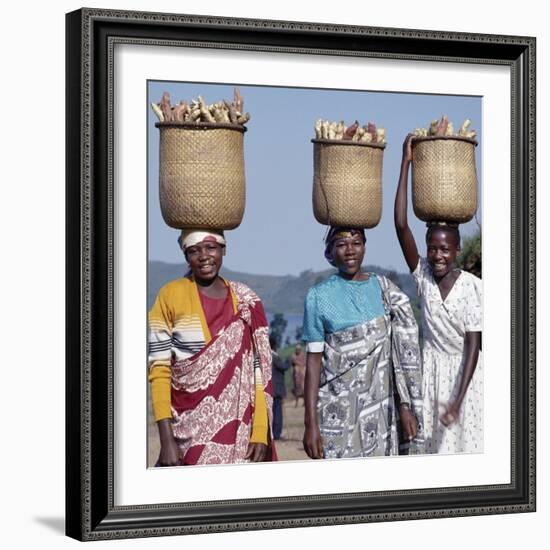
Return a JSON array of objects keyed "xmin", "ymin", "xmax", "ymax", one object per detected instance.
[{"xmin": 413, "ymin": 258, "xmax": 483, "ymax": 454}]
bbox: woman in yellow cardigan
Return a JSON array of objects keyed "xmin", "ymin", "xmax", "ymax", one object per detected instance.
[{"xmin": 149, "ymin": 229, "xmax": 276, "ymax": 466}]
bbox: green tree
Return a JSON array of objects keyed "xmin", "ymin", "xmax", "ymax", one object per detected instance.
[
  {"xmin": 458, "ymin": 231, "xmax": 482, "ymax": 278},
  {"xmin": 269, "ymin": 313, "xmax": 288, "ymax": 349}
]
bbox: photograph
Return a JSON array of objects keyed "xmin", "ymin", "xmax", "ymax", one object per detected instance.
[
  {"xmin": 2, "ymin": 0, "xmax": 546, "ymax": 548},
  {"xmin": 63, "ymin": 5, "xmax": 536, "ymax": 541},
  {"xmin": 146, "ymin": 81, "xmax": 483, "ymax": 468}
]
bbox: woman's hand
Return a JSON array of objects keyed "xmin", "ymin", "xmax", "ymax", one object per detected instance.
[
  {"xmin": 440, "ymin": 402, "xmax": 461, "ymax": 427},
  {"xmin": 157, "ymin": 418, "xmax": 181, "ymax": 466},
  {"xmin": 399, "ymin": 404, "xmax": 417, "ymax": 441},
  {"xmin": 158, "ymin": 438, "xmax": 180, "ymax": 466},
  {"xmin": 245, "ymin": 442, "xmax": 268, "ymax": 462},
  {"xmin": 303, "ymin": 424, "xmax": 324, "ymax": 459}
]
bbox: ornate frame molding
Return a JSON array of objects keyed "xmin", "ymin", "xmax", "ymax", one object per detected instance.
[{"xmin": 66, "ymin": 8, "xmax": 536, "ymax": 541}]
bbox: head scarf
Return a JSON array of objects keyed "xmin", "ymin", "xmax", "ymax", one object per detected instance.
[
  {"xmin": 178, "ymin": 229, "xmax": 226, "ymax": 255},
  {"xmin": 324, "ymin": 227, "xmax": 366, "ymax": 267}
]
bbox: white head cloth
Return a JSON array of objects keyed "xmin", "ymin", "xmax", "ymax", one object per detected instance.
[{"xmin": 178, "ymin": 229, "xmax": 226, "ymax": 252}]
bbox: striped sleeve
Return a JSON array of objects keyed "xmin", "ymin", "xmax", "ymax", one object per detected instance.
[
  {"xmin": 148, "ymin": 288, "xmax": 173, "ymax": 421},
  {"xmin": 148, "ymin": 287, "xmax": 173, "ymax": 369}
]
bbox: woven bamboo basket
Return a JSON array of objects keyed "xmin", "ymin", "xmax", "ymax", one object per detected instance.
[
  {"xmin": 156, "ymin": 122, "xmax": 247, "ymax": 229},
  {"xmin": 312, "ymin": 139, "xmax": 385, "ymax": 228},
  {"xmin": 411, "ymin": 136, "xmax": 478, "ymax": 223}
]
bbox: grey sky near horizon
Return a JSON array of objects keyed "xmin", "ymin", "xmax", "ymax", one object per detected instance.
[{"xmin": 148, "ymin": 81, "xmax": 482, "ymax": 276}]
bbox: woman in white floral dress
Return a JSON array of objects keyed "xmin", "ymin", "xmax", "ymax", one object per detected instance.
[{"xmin": 393, "ymin": 135, "xmax": 483, "ymax": 454}]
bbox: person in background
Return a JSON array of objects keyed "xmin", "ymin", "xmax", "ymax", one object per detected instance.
[
  {"xmin": 270, "ymin": 335, "xmax": 290, "ymax": 440},
  {"xmin": 148, "ymin": 229, "xmax": 276, "ymax": 465},
  {"xmin": 290, "ymin": 343, "xmax": 306, "ymax": 407}
]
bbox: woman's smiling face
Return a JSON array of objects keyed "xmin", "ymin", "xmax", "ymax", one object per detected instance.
[
  {"xmin": 331, "ymin": 231, "xmax": 366, "ymax": 277},
  {"xmin": 185, "ymin": 240, "xmax": 224, "ymax": 282},
  {"xmin": 426, "ymin": 229, "xmax": 459, "ymax": 279}
]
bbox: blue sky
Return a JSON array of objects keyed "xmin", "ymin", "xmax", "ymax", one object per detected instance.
[{"xmin": 148, "ymin": 81, "xmax": 481, "ymax": 275}]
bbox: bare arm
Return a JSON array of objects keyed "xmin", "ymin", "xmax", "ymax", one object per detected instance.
[
  {"xmin": 303, "ymin": 351, "xmax": 323, "ymax": 459},
  {"xmin": 156, "ymin": 419, "xmax": 181, "ymax": 466},
  {"xmin": 394, "ymin": 134, "xmax": 420, "ymax": 272},
  {"xmin": 440, "ymin": 331, "xmax": 481, "ymax": 426},
  {"xmin": 395, "ymin": 400, "xmax": 417, "ymax": 442}
]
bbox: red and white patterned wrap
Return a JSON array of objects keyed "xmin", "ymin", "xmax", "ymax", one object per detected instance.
[{"xmin": 169, "ymin": 281, "xmax": 275, "ymax": 465}]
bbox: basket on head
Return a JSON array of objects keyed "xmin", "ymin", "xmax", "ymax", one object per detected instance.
[
  {"xmin": 312, "ymin": 139, "xmax": 385, "ymax": 228},
  {"xmin": 411, "ymin": 136, "xmax": 478, "ymax": 223},
  {"xmin": 157, "ymin": 122, "xmax": 247, "ymax": 230}
]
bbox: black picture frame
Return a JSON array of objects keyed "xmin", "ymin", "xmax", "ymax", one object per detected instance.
[{"xmin": 66, "ymin": 7, "xmax": 536, "ymax": 541}]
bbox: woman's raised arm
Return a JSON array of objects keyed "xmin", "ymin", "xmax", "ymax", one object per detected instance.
[{"xmin": 394, "ymin": 134, "xmax": 420, "ymax": 272}]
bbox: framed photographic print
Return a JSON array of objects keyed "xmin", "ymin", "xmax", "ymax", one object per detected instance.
[{"xmin": 66, "ymin": 7, "xmax": 536, "ymax": 541}]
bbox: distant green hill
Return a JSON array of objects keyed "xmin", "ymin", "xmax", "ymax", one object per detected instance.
[{"xmin": 148, "ymin": 261, "xmax": 418, "ymax": 315}]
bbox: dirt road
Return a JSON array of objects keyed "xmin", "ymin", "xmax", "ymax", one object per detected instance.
[{"xmin": 273, "ymin": 398, "xmax": 308, "ymax": 461}]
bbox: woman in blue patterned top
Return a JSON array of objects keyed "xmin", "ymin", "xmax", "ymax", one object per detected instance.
[{"xmin": 302, "ymin": 227, "xmax": 424, "ymax": 459}]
